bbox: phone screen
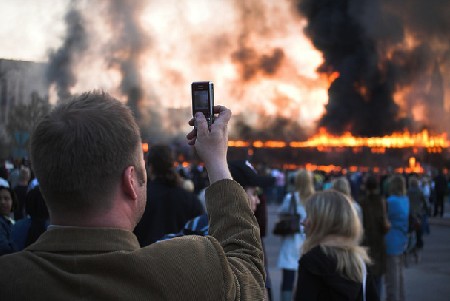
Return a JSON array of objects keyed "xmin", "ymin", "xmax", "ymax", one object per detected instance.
[{"xmin": 193, "ymin": 90, "xmax": 209, "ymax": 110}]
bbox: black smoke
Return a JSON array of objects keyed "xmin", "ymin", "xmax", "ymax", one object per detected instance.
[
  {"xmin": 297, "ymin": 0, "xmax": 450, "ymax": 135},
  {"xmin": 104, "ymin": 0, "xmax": 150, "ymax": 121},
  {"xmin": 232, "ymin": 47, "xmax": 285, "ymax": 81},
  {"xmin": 232, "ymin": 114, "xmax": 307, "ymax": 141},
  {"xmin": 297, "ymin": 0, "xmax": 408, "ymax": 136},
  {"xmin": 46, "ymin": 4, "xmax": 87, "ymax": 102}
]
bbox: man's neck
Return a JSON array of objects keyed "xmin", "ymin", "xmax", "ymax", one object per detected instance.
[{"xmin": 50, "ymin": 210, "xmax": 134, "ymax": 231}]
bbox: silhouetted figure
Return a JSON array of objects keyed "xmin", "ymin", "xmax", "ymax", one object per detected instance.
[
  {"xmin": 13, "ymin": 167, "xmax": 31, "ymax": 220},
  {"xmin": 12, "ymin": 186, "xmax": 49, "ymax": 250},
  {"xmin": 133, "ymin": 144, "xmax": 205, "ymax": 246},
  {"xmin": 433, "ymin": 170, "xmax": 448, "ymax": 217},
  {"xmin": 360, "ymin": 175, "xmax": 390, "ymax": 296}
]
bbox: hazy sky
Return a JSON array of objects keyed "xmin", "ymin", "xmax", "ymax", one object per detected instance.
[{"xmin": 0, "ymin": 0, "xmax": 69, "ymax": 61}]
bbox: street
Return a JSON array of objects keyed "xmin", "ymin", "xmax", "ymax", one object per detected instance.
[{"xmin": 264, "ymin": 202, "xmax": 450, "ymax": 301}]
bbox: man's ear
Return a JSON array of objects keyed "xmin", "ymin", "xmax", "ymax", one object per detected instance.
[{"xmin": 122, "ymin": 166, "xmax": 138, "ymax": 200}]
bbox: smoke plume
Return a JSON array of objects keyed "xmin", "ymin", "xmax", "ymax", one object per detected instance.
[
  {"xmin": 46, "ymin": 3, "xmax": 87, "ymax": 101},
  {"xmin": 103, "ymin": 0, "xmax": 150, "ymax": 121},
  {"xmin": 232, "ymin": 47, "xmax": 285, "ymax": 81},
  {"xmin": 296, "ymin": 0, "xmax": 450, "ymax": 135},
  {"xmin": 297, "ymin": 0, "xmax": 405, "ymax": 136},
  {"xmin": 232, "ymin": 113, "xmax": 307, "ymax": 141},
  {"xmin": 40, "ymin": 0, "xmax": 449, "ymax": 143}
]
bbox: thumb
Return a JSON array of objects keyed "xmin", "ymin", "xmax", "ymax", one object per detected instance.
[{"xmin": 195, "ymin": 112, "xmax": 209, "ymax": 136}]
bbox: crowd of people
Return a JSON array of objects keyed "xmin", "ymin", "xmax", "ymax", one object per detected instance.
[
  {"xmin": 261, "ymin": 167, "xmax": 445, "ymax": 301},
  {"xmin": 0, "ymin": 90, "xmax": 449, "ymax": 301},
  {"xmin": 0, "ymin": 162, "xmax": 49, "ymax": 255}
]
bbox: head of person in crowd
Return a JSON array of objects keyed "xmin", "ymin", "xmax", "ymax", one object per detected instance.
[
  {"xmin": 0, "ymin": 167, "xmax": 9, "ymax": 187},
  {"xmin": 18, "ymin": 167, "xmax": 31, "ymax": 186},
  {"xmin": 147, "ymin": 144, "xmax": 180, "ymax": 187},
  {"xmin": 295, "ymin": 169, "xmax": 315, "ymax": 201},
  {"xmin": 331, "ymin": 176, "xmax": 351, "ymax": 197},
  {"xmin": 364, "ymin": 175, "xmax": 379, "ymax": 193},
  {"xmin": 0, "ymin": 166, "xmax": 8, "ymax": 180},
  {"xmin": 388, "ymin": 174, "xmax": 406, "ymax": 196},
  {"xmin": 26, "ymin": 187, "xmax": 49, "ymax": 221},
  {"xmin": 0, "ymin": 186, "xmax": 17, "ymax": 218},
  {"xmin": 302, "ymin": 190, "xmax": 368, "ymax": 282},
  {"xmin": 30, "ymin": 91, "xmax": 147, "ymax": 229},
  {"xmin": 408, "ymin": 176, "xmax": 420, "ymax": 190},
  {"xmin": 24, "ymin": 186, "xmax": 50, "ymax": 247},
  {"xmin": 228, "ymin": 160, "xmax": 274, "ymax": 212}
]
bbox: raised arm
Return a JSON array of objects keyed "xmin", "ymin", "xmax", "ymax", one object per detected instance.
[
  {"xmin": 187, "ymin": 106, "xmax": 265, "ymax": 300},
  {"xmin": 187, "ymin": 105, "xmax": 232, "ymax": 184}
]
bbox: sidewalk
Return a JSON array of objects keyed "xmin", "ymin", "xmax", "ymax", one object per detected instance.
[{"xmin": 428, "ymin": 198, "xmax": 450, "ymax": 226}]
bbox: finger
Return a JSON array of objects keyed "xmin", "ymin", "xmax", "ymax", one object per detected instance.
[
  {"xmin": 213, "ymin": 105, "xmax": 227, "ymax": 114},
  {"xmin": 188, "ymin": 117, "xmax": 195, "ymax": 126},
  {"xmin": 195, "ymin": 112, "xmax": 209, "ymax": 135},
  {"xmin": 188, "ymin": 137, "xmax": 196, "ymax": 145},
  {"xmin": 186, "ymin": 128, "xmax": 197, "ymax": 140},
  {"xmin": 212, "ymin": 107, "xmax": 232, "ymax": 125}
]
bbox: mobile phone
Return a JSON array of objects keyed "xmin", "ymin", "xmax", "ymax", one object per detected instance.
[{"xmin": 191, "ymin": 81, "xmax": 214, "ymax": 128}]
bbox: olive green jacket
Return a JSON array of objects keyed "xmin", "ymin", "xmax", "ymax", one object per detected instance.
[{"xmin": 0, "ymin": 179, "xmax": 265, "ymax": 300}]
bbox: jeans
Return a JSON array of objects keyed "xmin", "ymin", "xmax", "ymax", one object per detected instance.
[
  {"xmin": 421, "ymin": 213, "xmax": 430, "ymax": 235},
  {"xmin": 385, "ymin": 255, "xmax": 405, "ymax": 301}
]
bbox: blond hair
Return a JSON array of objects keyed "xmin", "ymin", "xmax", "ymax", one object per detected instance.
[
  {"xmin": 295, "ymin": 169, "xmax": 315, "ymax": 203},
  {"xmin": 302, "ymin": 190, "xmax": 370, "ymax": 282},
  {"xmin": 331, "ymin": 177, "xmax": 351, "ymax": 197},
  {"xmin": 388, "ymin": 174, "xmax": 406, "ymax": 196}
]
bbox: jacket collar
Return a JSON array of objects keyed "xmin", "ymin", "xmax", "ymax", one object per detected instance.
[{"xmin": 26, "ymin": 227, "xmax": 140, "ymax": 252}]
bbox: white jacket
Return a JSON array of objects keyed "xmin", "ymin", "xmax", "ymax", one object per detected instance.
[{"xmin": 276, "ymin": 192, "xmax": 307, "ymax": 270}]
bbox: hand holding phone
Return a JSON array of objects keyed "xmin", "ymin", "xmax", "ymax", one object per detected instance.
[
  {"xmin": 187, "ymin": 105, "xmax": 232, "ymax": 184},
  {"xmin": 191, "ymin": 81, "xmax": 214, "ymax": 129}
]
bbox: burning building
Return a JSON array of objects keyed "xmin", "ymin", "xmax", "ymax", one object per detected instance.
[
  {"xmin": 228, "ymin": 128, "xmax": 450, "ymax": 173},
  {"xmin": 1, "ymin": 0, "xmax": 449, "ymax": 168},
  {"xmin": 33, "ymin": 1, "xmax": 450, "ymax": 136}
]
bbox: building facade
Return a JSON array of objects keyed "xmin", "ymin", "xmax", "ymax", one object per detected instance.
[{"xmin": 0, "ymin": 58, "xmax": 49, "ymax": 128}]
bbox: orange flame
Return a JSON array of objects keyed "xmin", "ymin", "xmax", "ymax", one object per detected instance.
[
  {"xmin": 279, "ymin": 161, "xmax": 423, "ymax": 174},
  {"xmin": 229, "ymin": 129, "xmax": 449, "ymax": 153},
  {"xmin": 327, "ymin": 71, "xmax": 340, "ymax": 87}
]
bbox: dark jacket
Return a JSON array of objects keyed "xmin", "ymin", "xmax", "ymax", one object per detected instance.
[
  {"xmin": 407, "ymin": 187, "xmax": 426, "ymax": 217},
  {"xmin": 434, "ymin": 174, "xmax": 448, "ymax": 197},
  {"xmin": 295, "ymin": 246, "xmax": 379, "ymax": 301},
  {"xmin": 13, "ymin": 185, "xmax": 28, "ymax": 220},
  {"xmin": 0, "ymin": 215, "xmax": 16, "ymax": 255},
  {"xmin": 134, "ymin": 178, "xmax": 205, "ymax": 246},
  {"xmin": 360, "ymin": 192, "xmax": 388, "ymax": 276}
]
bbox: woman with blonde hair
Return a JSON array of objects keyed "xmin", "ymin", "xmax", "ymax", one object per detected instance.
[
  {"xmin": 332, "ymin": 176, "xmax": 363, "ymax": 222},
  {"xmin": 295, "ymin": 190, "xmax": 379, "ymax": 301},
  {"xmin": 277, "ymin": 169, "xmax": 314, "ymax": 301}
]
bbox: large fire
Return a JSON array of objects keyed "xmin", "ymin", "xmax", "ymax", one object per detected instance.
[
  {"xmin": 32, "ymin": 0, "xmax": 448, "ymax": 136},
  {"xmin": 229, "ymin": 128, "xmax": 449, "ymax": 152},
  {"xmin": 228, "ymin": 128, "xmax": 450, "ymax": 174},
  {"xmin": 3, "ymin": 0, "xmax": 449, "ymax": 158}
]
